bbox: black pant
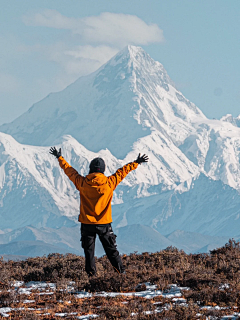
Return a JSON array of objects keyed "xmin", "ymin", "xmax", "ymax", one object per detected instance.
[{"xmin": 80, "ymin": 223, "xmax": 124, "ymax": 276}]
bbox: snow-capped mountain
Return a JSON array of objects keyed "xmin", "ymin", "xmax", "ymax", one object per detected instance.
[
  {"xmin": 1, "ymin": 46, "xmax": 240, "ymax": 190},
  {"xmin": 1, "ymin": 45, "xmax": 240, "ymax": 257},
  {"xmin": 221, "ymin": 114, "xmax": 240, "ymax": 127}
]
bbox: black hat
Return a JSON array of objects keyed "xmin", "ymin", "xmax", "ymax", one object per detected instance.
[{"xmin": 89, "ymin": 157, "xmax": 105, "ymax": 174}]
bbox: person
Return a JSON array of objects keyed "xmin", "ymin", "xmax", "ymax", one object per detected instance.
[{"xmin": 49, "ymin": 146, "xmax": 149, "ymax": 276}]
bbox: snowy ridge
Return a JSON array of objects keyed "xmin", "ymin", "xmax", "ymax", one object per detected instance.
[
  {"xmin": 180, "ymin": 118, "xmax": 240, "ymax": 190},
  {"xmin": 0, "ymin": 131, "xmax": 199, "ymax": 230},
  {"xmin": 221, "ymin": 114, "xmax": 240, "ymax": 128}
]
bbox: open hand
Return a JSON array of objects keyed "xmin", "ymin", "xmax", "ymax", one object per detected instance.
[
  {"xmin": 135, "ymin": 153, "xmax": 149, "ymax": 164},
  {"xmin": 49, "ymin": 147, "xmax": 61, "ymax": 159}
]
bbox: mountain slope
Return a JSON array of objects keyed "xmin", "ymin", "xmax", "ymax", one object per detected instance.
[
  {"xmin": 179, "ymin": 119, "xmax": 240, "ymax": 190},
  {"xmin": 115, "ymin": 224, "xmax": 174, "ymax": 254},
  {"xmin": 112, "ymin": 173, "xmax": 240, "ymax": 237},
  {"xmin": 166, "ymin": 230, "xmax": 229, "ymax": 254}
]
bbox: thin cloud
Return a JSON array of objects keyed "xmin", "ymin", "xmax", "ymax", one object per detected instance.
[
  {"xmin": 20, "ymin": 10, "xmax": 165, "ymax": 96},
  {"xmin": 37, "ymin": 42, "xmax": 119, "ymax": 77},
  {"xmin": 62, "ymin": 45, "xmax": 119, "ymax": 75},
  {"xmin": 23, "ymin": 10, "xmax": 164, "ymax": 46},
  {"xmin": 23, "ymin": 9, "xmax": 76, "ymax": 30}
]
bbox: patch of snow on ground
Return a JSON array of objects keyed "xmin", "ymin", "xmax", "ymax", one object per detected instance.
[{"xmin": 1, "ymin": 281, "xmax": 239, "ymax": 319}]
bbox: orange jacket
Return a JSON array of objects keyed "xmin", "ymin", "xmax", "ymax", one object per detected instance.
[{"xmin": 58, "ymin": 156, "xmax": 138, "ymax": 224}]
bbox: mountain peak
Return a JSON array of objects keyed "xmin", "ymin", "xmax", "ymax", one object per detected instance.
[
  {"xmin": 119, "ymin": 44, "xmax": 142, "ymax": 55},
  {"xmin": 110, "ymin": 45, "xmax": 146, "ymax": 61},
  {"xmin": 121, "ymin": 45, "xmax": 153, "ymax": 61},
  {"xmin": 107, "ymin": 45, "xmax": 175, "ymax": 87}
]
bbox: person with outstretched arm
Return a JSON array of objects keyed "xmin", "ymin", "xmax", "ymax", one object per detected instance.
[{"xmin": 49, "ymin": 147, "xmax": 149, "ymax": 276}]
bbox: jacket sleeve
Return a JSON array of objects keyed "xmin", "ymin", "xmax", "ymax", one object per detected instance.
[
  {"xmin": 107, "ymin": 162, "xmax": 138, "ymax": 190},
  {"xmin": 58, "ymin": 156, "xmax": 84, "ymax": 190}
]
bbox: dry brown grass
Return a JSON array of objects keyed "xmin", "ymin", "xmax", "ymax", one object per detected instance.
[{"xmin": 0, "ymin": 239, "xmax": 240, "ymax": 319}]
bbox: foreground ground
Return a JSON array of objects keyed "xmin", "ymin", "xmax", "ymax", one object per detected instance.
[{"xmin": 0, "ymin": 240, "xmax": 240, "ymax": 319}]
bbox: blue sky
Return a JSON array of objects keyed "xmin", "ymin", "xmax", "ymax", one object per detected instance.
[{"xmin": 1, "ymin": 0, "xmax": 240, "ymax": 126}]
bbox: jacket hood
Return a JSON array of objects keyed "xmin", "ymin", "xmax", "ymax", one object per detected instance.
[{"xmin": 85, "ymin": 173, "xmax": 107, "ymax": 186}]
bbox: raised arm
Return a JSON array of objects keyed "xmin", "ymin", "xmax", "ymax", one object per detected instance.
[
  {"xmin": 49, "ymin": 147, "xmax": 84, "ymax": 190},
  {"xmin": 107, "ymin": 153, "xmax": 149, "ymax": 190}
]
